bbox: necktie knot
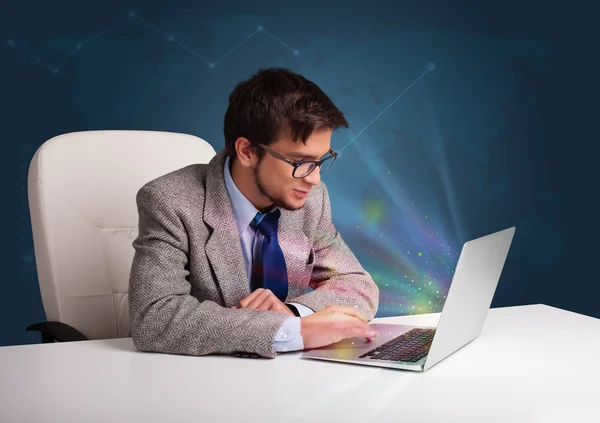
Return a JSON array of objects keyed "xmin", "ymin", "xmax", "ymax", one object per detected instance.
[{"xmin": 251, "ymin": 208, "xmax": 281, "ymax": 236}]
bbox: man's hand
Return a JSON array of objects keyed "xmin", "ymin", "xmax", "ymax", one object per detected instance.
[
  {"xmin": 231, "ymin": 288, "xmax": 295, "ymax": 317},
  {"xmin": 300, "ymin": 305, "xmax": 380, "ymax": 349}
]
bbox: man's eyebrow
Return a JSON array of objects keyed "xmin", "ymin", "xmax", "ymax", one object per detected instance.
[{"xmin": 287, "ymin": 151, "xmax": 328, "ymax": 160}]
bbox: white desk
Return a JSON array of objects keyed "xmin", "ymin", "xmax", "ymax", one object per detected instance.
[{"xmin": 1, "ymin": 304, "xmax": 599, "ymax": 423}]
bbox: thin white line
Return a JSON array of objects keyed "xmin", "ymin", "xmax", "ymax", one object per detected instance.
[
  {"xmin": 339, "ymin": 68, "xmax": 432, "ymax": 153},
  {"xmin": 81, "ymin": 14, "xmax": 131, "ymax": 46},
  {"xmin": 56, "ymin": 48, "xmax": 78, "ymax": 69},
  {"xmin": 60, "ymin": 14, "xmax": 133, "ymax": 69},
  {"xmin": 261, "ymin": 29, "xmax": 294, "ymax": 52},
  {"xmin": 8, "ymin": 16, "xmax": 298, "ymax": 72},
  {"xmin": 7, "ymin": 13, "xmax": 132, "ymax": 72},
  {"xmin": 10, "ymin": 42, "xmax": 54, "ymax": 71},
  {"xmin": 171, "ymin": 39, "xmax": 210, "ymax": 63},
  {"xmin": 132, "ymin": 15, "xmax": 170, "ymax": 37},
  {"xmin": 214, "ymin": 31, "xmax": 258, "ymax": 65}
]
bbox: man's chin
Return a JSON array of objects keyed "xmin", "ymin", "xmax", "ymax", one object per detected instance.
[{"xmin": 278, "ymin": 197, "xmax": 306, "ymax": 212}]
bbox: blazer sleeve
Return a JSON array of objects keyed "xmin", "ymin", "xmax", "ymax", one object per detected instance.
[
  {"xmin": 287, "ymin": 183, "xmax": 380, "ymax": 321},
  {"xmin": 128, "ymin": 184, "xmax": 290, "ymax": 359}
]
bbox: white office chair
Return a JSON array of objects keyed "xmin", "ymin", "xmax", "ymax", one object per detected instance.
[{"xmin": 26, "ymin": 130, "xmax": 216, "ymax": 342}]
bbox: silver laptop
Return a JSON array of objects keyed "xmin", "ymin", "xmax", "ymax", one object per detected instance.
[{"xmin": 301, "ymin": 226, "xmax": 516, "ymax": 372}]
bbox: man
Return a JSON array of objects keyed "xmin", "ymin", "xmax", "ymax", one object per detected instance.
[{"xmin": 129, "ymin": 67, "xmax": 380, "ymax": 359}]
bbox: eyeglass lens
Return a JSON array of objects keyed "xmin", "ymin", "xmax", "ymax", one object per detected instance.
[{"xmin": 294, "ymin": 156, "xmax": 335, "ymax": 177}]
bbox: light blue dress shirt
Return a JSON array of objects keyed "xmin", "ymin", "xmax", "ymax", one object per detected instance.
[{"xmin": 223, "ymin": 156, "xmax": 314, "ymax": 352}]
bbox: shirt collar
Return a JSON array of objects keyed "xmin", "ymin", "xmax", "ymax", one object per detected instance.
[{"xmin": 223, "ymin": 155, "xmax": 278, "ymax": 234}]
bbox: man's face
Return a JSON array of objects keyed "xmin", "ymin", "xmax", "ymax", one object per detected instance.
[{"xmin": 253, "ymin": 129, "xmax": 333, "ymax": 211}]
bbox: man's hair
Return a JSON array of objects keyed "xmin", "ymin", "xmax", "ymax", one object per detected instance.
[{"xmin": 223, "ymin": 67, "xmax": 349, "ymax": 160}]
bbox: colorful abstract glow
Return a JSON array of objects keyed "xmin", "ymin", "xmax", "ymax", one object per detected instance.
[{"xmin": 321, "ymin": 121, "xmax": 462, "ymax": 318}]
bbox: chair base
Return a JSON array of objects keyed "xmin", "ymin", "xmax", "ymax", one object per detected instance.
[{"xmin": 26, "ymin": 321, "xmax": 88, "ymax": 343}]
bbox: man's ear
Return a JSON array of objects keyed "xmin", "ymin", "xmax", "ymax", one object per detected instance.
[{"xmin": 235, "ymin": 137, "xmax": 258, "ymax": 167}]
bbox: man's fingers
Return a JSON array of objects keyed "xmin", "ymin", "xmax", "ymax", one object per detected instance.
[
  {"xmin": 327, "ymin": 305, "xmax": 369, "ymax": 323},
  {"xmin": 256, "ymin": 298, "xmax": 275, "ymax": 310},
  {"xmin": 252, "ymin": 290, "xmax": 276, "ymax": 311},
  {"xmin": 349, "ymin": 323, "xmax": 378, "ymax": 338},
  {"xmin": 245, "ymin": 289, "xmax": 272, "ymax": 309},
  {"xmin": 239, "ymin": 288, "xmax": 265, "ymax": 308}
]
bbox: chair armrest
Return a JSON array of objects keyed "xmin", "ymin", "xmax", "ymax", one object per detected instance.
[{"xmin": 26, "ymin": 321, "xmax": 89, "ymax": 343}]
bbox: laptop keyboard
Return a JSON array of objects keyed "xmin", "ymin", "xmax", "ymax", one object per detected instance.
[{"xmin": 359, "ymin": 328, "xmax": 436, "ymax": 362}]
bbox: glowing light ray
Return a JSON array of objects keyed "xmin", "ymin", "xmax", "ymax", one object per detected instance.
[{"xmin": 424, "ymin": 89, "xmax": 466, "ymax": 243}]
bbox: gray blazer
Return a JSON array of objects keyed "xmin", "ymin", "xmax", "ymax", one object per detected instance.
[{"xmin": 129, "ymin": 149, "xmax": 379, "ymax": 358}]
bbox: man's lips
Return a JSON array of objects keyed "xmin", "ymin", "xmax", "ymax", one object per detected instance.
[{"xmin": 293, "ymin": 189, "xmax": 310, "ymax": 198}]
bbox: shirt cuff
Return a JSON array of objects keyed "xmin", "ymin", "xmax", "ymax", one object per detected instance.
[
  {"xmin": 273, "ymin": 316, "xmax": 304, "ymax": 352},
  {"xmin": 286, "ymin": 302, "xmax": 315, "ymax": 318}
]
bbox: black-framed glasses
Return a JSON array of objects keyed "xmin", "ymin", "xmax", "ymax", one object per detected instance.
[{"xmin": 258, "ymin": 143, "xmax": 338, "ymax": 178}]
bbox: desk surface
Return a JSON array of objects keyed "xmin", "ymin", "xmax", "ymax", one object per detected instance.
[{"xmin": 1, "ymin": 304, "xmax": 599, "ymax": 423}]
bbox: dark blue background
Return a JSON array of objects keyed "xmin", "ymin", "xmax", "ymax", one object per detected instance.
[{"xmin": 1, "ymin": 0, "xmax": 598, "ymax": 346}]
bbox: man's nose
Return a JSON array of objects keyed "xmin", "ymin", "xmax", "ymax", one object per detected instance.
[{"xmin": 303, "ymin": 168, "xmax": 321, "ymax": 186}]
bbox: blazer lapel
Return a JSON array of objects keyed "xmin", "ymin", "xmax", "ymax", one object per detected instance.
[{"xmin": 203, "ymin": 150, "xmax": 250, "ymax": 307}]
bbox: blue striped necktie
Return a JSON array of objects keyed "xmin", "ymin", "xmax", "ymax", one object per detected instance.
[{"xmin": 250, "ymin": 208, "xmax": 289, "ymax": 302}]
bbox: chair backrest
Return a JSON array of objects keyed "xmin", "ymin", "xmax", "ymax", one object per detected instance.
[{"xmin": 27, "ymin": 130, "xmax": 216, "ymax": 340}]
